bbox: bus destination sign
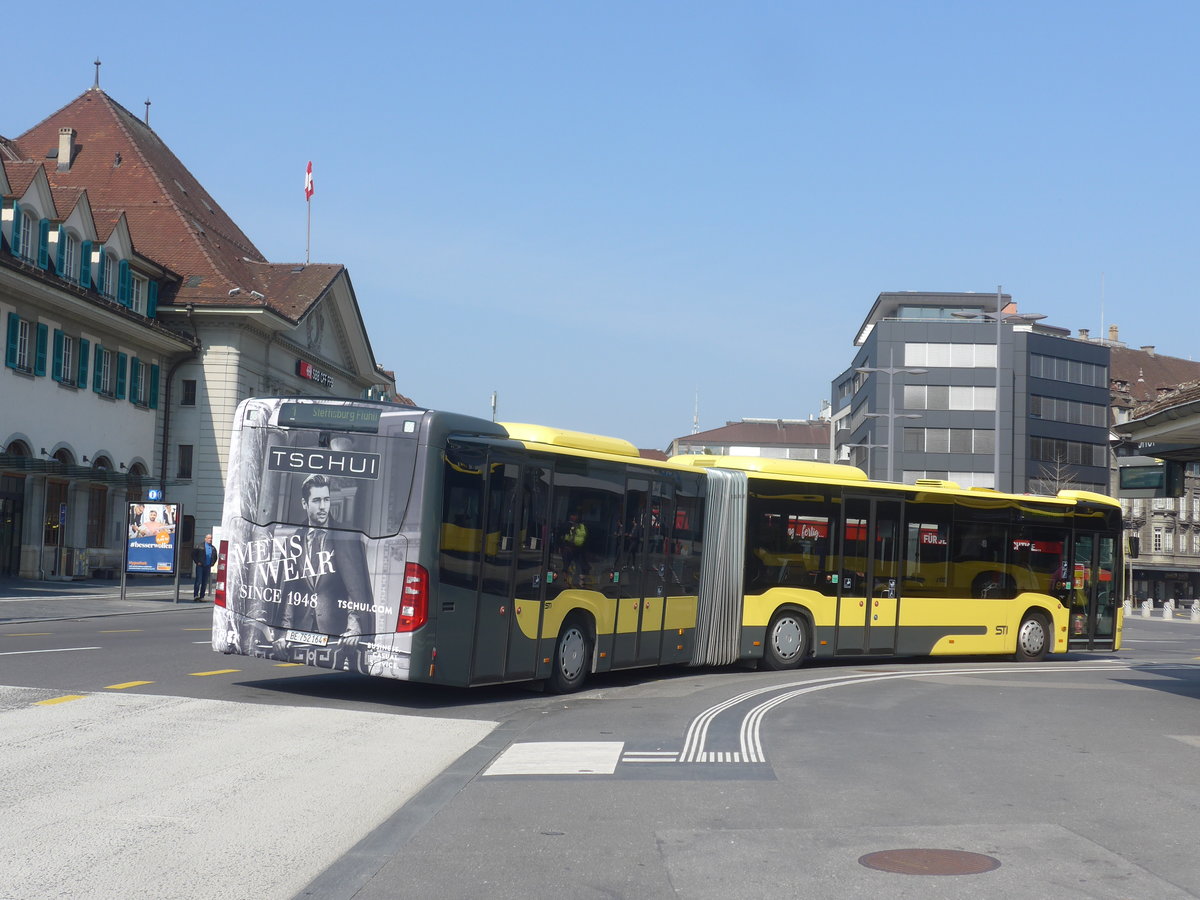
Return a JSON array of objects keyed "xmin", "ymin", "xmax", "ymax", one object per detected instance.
[{"xmin": 278, "ymin": 403, "xmax": 382, "ymax": 433}]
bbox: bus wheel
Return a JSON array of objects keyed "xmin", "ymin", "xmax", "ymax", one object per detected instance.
[
  {"xmin": 1014, "ymin": 613, "xmax": 1050, "ymax": 662},
  {"xmin": 762, "ymin": 610, "xmax": 807, "ymax": 670},
  {"xmin": 548, "ymin": 616, "xmax": 592, "ymax": 693}
]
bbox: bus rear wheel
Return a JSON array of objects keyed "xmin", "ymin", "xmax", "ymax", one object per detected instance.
[
  {"xmin": 548, "ymin": 616, "xmax": 592, "ymax": 693},
  {"xmin": 761, "ymin": 610, "xmax": 808, "ymax": 670},
  {"xmin": 1014, "ymin": 613, "xmax": 1050, "ymax": 662}
]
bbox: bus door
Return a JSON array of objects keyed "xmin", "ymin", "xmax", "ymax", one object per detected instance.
[
  {"xmin": 612, "ymin": 479, "xmax": 673, "ymax": 668},
  {"xmin": 1067, "ymin": 531, "xmax": 1118, "ymax": 650},
  {"xmin": 471, "ymin": 458, "xmax": 549, "ymax": 683},
  {"xmin": 836, "ymin": 495, "xmax": 902, "ymax": 655}
]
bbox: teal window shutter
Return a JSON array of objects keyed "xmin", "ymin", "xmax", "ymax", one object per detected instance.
[
  {"xmin": 9, "ymin": 203, "xmax": 21, "ymax": 257},
  {"xmin": 130, "ymin": 357, "xmax": 142, "ymax": 404},
  {"xmin": 149, "ymin": 364, "xmax": 160, "ymax": 409},
  {"xmin": 77, "ymin": 338, "xmax": 90, "ymax": 388},
  {"xmin": 52, "ymin": 330, "xmax": 64, "ymax": 382},
  {"xmin": 80, "ymin": 240, "xmax": 92, "ymax": 287},
  {"xmin": 5, "ymin": 313, "xmax": 19, "ymax": 369},
  {"xmin": 55, "ymin": 226, "xmax": 66, "ymax": 274},
  {"xmin": 147, "ymin": 281, "xmax": 158, "ymax": 317},
  {"xmin": 118, "ymin": 260, "xmax": 131, "ymax": 306},
  {"xmin": 93, "ymin": 346, "xmax": 104, "ymax": 393},
  {"xmin": 37, "ymin": 219, "xmax": 50, "ymax": 269},
  {"xmin": 97, "ymin": 250, "xmax": 107, "ymax": 296},
  {"xmin": 116, "ymin": 352, "xmax": 127, "ymax": 399},
  {"xmin": 34, "ymin": 324, "xmax": 48, "ymax": 376}
]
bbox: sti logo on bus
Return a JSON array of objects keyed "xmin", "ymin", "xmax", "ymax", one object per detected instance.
[{"xmin": 267, "ymin": 447, "xmax": 381, "ymax": 479}]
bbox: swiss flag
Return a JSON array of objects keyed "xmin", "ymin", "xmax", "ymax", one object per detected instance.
[{"xmin": 304, "ymin": 161, "xmax": 314, "ymax": 200}]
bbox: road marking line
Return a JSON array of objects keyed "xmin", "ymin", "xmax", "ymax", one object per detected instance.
[
  {"xmin": 105, "ymin": 681, "xmax": 154, "ymax": 690},
  {"xmin": 189, "ymin": 669, "xmax": 240, "ymax": 677},
  {"xmin": 182, "ymin": 628, "xmax": 209, "ymax": 632},
  {"xmin": 6, "ymin": 633, "xmax": 53, "ymax": 636},
  {"xmin": 275, "ymin": 662, "xmax": 305, "ymax": 667},
  {"xmin": 0, "ymin": 646, "xmax": 101, "ymax": 656},
  {"xmin": 99, "ymin": 630, "xmax": 143, "ymax": 633},
  {"xmin": 484, "ymin": 742, "xmax": 624, "ymax": 776},
  {"xmin": 35, "ymin": 695, "xmax": 86, "ymax": 705}
]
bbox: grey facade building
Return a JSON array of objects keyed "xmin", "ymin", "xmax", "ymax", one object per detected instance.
[{"xmin": 832, "ymin": 291, "xmax": 1110, "ymax": 494}]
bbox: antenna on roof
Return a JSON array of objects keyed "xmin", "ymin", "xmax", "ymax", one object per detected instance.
[
  {"xmin": 144, "ymin": 98, "xmax": 151, "ymax": 125},
  {"xmin": 692, "ymin": 389, "xmax": 700, "ymax": 434},
  {"xmin": 93, "ymin": 58, "xmax": 101, "ymax": 89}
]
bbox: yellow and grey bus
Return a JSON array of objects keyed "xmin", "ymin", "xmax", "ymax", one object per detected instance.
[{"xmin": 212, "ymin": 397, "xmax": 1122, "ymax": 691}]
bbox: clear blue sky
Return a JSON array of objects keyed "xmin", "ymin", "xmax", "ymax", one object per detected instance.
[{"xmin": 11, "ymin": 1, "xmax": 1200, "ymax": 450}]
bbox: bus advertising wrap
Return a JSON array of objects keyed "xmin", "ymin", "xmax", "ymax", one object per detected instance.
[
  {"xmin": 126, "ymin": 502, "xmax": 180, "ymax": 574},
  {"xmin": 213, "ymin": 398, "xmax": 416, "ymax": 678}
]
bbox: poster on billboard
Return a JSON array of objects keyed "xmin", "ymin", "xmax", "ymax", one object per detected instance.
[{"xmin": 125, "ymin": 502, "xmax": 181, "ymax": 575}]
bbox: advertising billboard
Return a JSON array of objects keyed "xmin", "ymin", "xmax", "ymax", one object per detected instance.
[{"xmin": 126, "ymin": 502, "xmax": 181, "ymax": 574}]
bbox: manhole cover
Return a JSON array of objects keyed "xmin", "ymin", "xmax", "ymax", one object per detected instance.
[{"xmin": 859, "ymin": 849, "xmax": 1001, "ymax": 876}]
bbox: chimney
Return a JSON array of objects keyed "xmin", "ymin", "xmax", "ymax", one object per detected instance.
[
  {"xmin": 1141, "ymin": 346, "xmax": 1156, "ymax": 357},
  {"xmin": 1078, "ymin": 328, "xmax": 1090, "ymax": 341},
  {"xmin": 57, "ymin": 127, "xmax": 74, "ymax": 172},
  {"xmin": 1108, "ymin": 324, "xmax": 1119, "ymax": 342}
]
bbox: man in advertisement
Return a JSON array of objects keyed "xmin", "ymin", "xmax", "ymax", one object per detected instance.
[{"xmin": 279, "ymin": 473, "xmax": 375, "ymax": 638}]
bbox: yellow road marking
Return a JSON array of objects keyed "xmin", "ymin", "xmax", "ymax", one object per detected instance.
[
  {"xmin": 35, "ymin": 695, "xmax": 86, "ymax": 706},
  {"xmin": 190, "ymin": 669, "xmax": 240, "ymax": 677},
  {"xmin": 8, "ymin": 633, "xmax": 52, "ymax": 636},
  {"xmin": 100, "ymin": 630, "xmax": 143, "ymax": 634},
  {"xmin": 106, "ymin": 681, "xmax": 154, "ymax": 690},
  {"xmin": 274, "ymin": 662, "xmax": 305, "ymax": 667}
]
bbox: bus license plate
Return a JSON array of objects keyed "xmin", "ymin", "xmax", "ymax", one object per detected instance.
[{"xmin": 286, "ymin": 629, "xmax": 329, "ymax": 646}]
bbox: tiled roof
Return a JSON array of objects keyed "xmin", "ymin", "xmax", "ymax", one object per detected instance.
[
  {"xmin": 675, "ymin": 420, "xmax": 831, "ymax": 447},
  {"xmin": 10, "ymin": 89, "xmax": 336, "ymax": 322},
  {"xmin": 1109, "ymin": 345, "xmax": 1200, "ymax": 409}
]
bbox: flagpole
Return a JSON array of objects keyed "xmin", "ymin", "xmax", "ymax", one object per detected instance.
[{"xmin": 304, "ymin": 160, "xmax": 314, "ymax": 263}]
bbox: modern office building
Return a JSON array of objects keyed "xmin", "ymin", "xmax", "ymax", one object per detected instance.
[{"xmin": 831, "ymin": 291, "xmax": 1110, "ymax": 494}]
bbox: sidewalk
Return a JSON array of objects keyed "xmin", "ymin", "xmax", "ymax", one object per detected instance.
[{"xmin": 0, "ymin": 574, "xmax": 210, "ymax": 624}]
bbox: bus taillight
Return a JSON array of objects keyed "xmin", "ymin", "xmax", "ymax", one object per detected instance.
[
  {"xmin": 397, "ymin": 562, "xmax": 428, "ymax": 632},
  {"xmin": 213, "ymin": 540, "xmax": 229, "ymax": 608}
]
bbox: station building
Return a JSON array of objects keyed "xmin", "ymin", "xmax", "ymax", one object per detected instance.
[{"xmin": 1, "ymin": 84, "xmax": 401, "ymax": 579}]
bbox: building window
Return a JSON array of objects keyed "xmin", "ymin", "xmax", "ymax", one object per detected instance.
[
  {"xmin": 177, "ymin": 444, "xmax": 193, "ymax": 479},
  {"xmin": 181, "ymin": 379, "xmax": 197, "ymax": 406},
  {"xmin": 54, "ymin": 332, "xmax": 74, "ymax": 384},
  {"xmin": 1029, "ymin": 436, "xmax": 1107, "ymax": 467},
  {"xmin": 87, "ymin": 486, "xmax": 108, "ymax": 547},
  {"xmin": 1029, "ymin": 354, "xmax": 1107, "ymax": 388},
  {"xmin": 6, "ymin": 314, "xmax": 31, "ymax": 372},
  {"xmin": 904, "ymin": 342, "xmax": 997, "ymax": 368},
  {"xmin": 61, "ymin": 232, "xmax": 78, "ymax": 282},
  {"xmin": 102, "ymin": 253, "xmax": 117, "ymax": 298},
  {"xmin": 904, "ymin": 385, "xmax": 996, "ymax": 411},
  {"xmin": 903, "ymin": 428, "xmax": 994, "ymax": 455},
  {"xmin": 18, "ymin": 211, "xmax": 35, "ymax": 260},
  {"xmin": 131, "ymin": 275, "xmax": 146, "ymax": 314},
  {"xmin": 1153, "ymin": 528, "xmax": 1163, "ymax": 553},
  {"xmin": 1029, "ymin": 395, "xmax": 1106, "ymax": 427}
]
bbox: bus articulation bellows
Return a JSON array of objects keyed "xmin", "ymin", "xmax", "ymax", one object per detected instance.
[{"xmin": 212, "ymin": 397, "xmax": 1122, "ymax": 691}]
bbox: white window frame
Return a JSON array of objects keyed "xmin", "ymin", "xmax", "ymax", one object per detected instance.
[
  {"xmin": 131, "ymin": 275, "xmax": 146, "ymax": 314},
  {"xmin": 61, "ymin": 232, "xmax": 78, "ymax": 282},
  {"xmin": 102, "ymin": 253, "xmax": 117, "ymax": 298},
  {"xmin": 97, "ymin": 348, "xmax": 113, "ymax": 395},
  {"xmin": 14, "ymin": 318, "xmax": 30, "ymax": 370},
  {"xmin": 18, "ymin": 211, "xmax": 35, "ymax": 260},
  {"xmin": 59, "ymin": 334, "xmax": 74, "ymax": 383}
]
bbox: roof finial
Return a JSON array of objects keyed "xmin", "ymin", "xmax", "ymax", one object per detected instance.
[
  {"xmin": 144, "ymin": 98, "xmax": 151, "ymax": 125},
  {"xmin": 93, "ymin": 58, "xmax": 101, "ymax": 89}
]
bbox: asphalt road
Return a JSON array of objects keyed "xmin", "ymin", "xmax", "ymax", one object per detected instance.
[{"xmin": 1, "ymin": 582, "xmax": 1198, "ymax": 899}]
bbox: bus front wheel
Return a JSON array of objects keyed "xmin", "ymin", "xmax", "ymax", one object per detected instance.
[
  {"xmin": 761, "ymin": 610, "xmax": 808, "ymax": 670},
  {"xmin": 1014, "ymin": 613, "xmax": 1050, "ymax": 662},
  {"xmin": 548, "ymin": 616, "xmax": 592, "ymax": 693}
]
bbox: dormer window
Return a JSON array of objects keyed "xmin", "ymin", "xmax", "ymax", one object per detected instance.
[
  {"xmin": 131, "ymin": 274, "xmax": 146, "ymax": 314},
  {"xmin": 58, "ymin": 230, "xmax": 78, "ymax": 283},
  {"xmin": 18, "ymin": 210, "xmax": 35, "ymax": 261},
  {"xmin": 101, "ymin": 251, "xmax": 117, "ymax": 299}
]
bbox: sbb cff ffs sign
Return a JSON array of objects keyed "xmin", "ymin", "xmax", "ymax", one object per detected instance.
[{"xmin": 296, "ymin": 360, "xmax": 334, "ymax": 388}]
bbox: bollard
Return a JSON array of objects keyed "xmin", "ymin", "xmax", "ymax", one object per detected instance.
[
  {"xmin": 1123, "ymin": 599, "xmax": 1133, "ymax": 617},
  {"xmin": 1141, "ymin": 600, "xmax": 1152, "ymax": 618},
  {"xmin": 1192, "ymin": 600, "xmax": 1200, "ymax": 623},
  {"xmin": 1163, "ymin": 598, "xmax": 1175, "ymax": 620}
]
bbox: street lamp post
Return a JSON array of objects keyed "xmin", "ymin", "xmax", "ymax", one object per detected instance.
[
  {"xmin": 952, "ymin": 285, "xmax": 1046, "ymax": 491},
  {"xmin": 845, "ymin": 442, "xmax": 887, "ymax": 474},
  {"xmin": 856, "ymin": 355, "xmax": 928, "ymax": 483}
]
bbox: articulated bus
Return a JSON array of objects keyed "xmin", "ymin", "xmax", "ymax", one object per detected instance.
[{"xmin": 212, "ymin": 397, "xmax": 1122, "ymax": 691}]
